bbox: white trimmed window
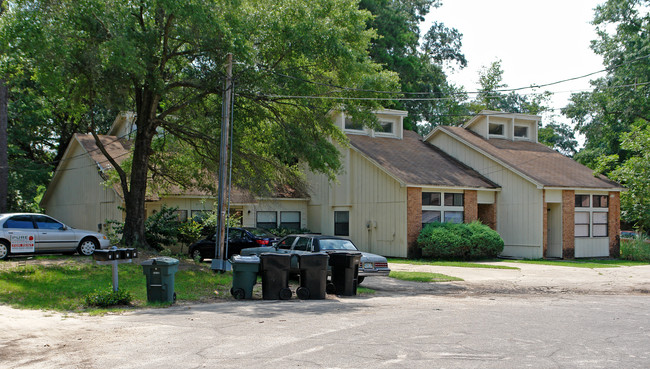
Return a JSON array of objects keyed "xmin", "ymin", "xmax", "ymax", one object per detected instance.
[
  {"xmin": 256, "ymin": 211, "xmax": 277, "ymax": 229},
  {"xmin": 489, "ymin": 123, "xmax": 504, "ymax": 136},
  {"xmin": 280, "ymin": 211, "xmax": 301, "ymax": 230},
  {"xmin": 422, "ymin": 191, "xmax": 464, "ymax": 227},
  {"xmin": 574, "ymin": 194, "xmax": 609, "ymax": 238},
  {"xmin": 344, "ymin": 117, "xmax": 364, "ymax": 131},
  {"xmin": 514, "ymin": 125, "xmax": 529, "ymax": 139}
]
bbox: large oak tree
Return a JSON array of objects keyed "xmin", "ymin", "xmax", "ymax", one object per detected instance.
[{"xmin": 1, "ymin": 0, "xmax": 398, "ymax": 246}]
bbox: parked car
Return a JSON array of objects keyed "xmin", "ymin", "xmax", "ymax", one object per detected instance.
[
  {"xmin": 188, "ymin": 227, "xmax": 279, "ymax": 261},
  {"xmin": 0, "ymin": 213, "xmax": 111, "ymax": 260},
  {"xmin": 240, "ymin": 234, "xmax": 390, "ymax": 284},
  {"xmin": 621, "ymin": 230, "xmax": 650, "ymax": 243}
]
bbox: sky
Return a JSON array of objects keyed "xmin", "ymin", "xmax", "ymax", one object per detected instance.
[{"xmin": 422, "ymin": 0, "xmax": 605, "ymax": 129}]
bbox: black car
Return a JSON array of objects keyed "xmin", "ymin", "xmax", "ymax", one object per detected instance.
[{"xmin": 188, "ymin": 227, "xmax": 279, "ymax": 261}]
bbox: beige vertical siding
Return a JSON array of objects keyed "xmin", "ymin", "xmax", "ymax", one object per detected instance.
[
  {"xmin": 430, "ymin": 134, "xmax": 544, "ymax": 258},
  {"xmin": 306, "ymin": 148, "xmax": 408, "ymax": 257},
  {"xmin": 42, "ymin": 141, "xmax": 122, "ymax": 232},
  {"xmin": 575, "ymin": 239, "xmax": 610, "ymax": 257}
]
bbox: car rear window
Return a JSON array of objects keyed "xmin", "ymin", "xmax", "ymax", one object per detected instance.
[{"xmin": 318, "ymin": 239, "xmax": 357, "ymax": 251}]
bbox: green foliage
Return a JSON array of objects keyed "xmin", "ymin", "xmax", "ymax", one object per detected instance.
[
  {"xmin": 359, "ymin": 0, "xmax": 468, "ymax": 129},
  {"xmin": 609, "ymin": 126, "xmax": 650, "ymax": 231},
  {"xmin": 84, "ymin": 288, "xmax": 132, "ymax": 307},
  {"xmin": 268, "ymin": 227, "xmax": 312, "ymax": 237},
  {"xmin": 563, "ymin": 0, "xmax": 650, "ymax": 171},
  {"xmin": 417, "ymin": 221, "xmax": 504, "ymax": 260},
  {"xmin": 178, "ymin": 220, "xmax": 203, "ymax": 245},
  {"xmin": 1, "ymin": 0, "xmax": 400, "ymax": 245},
  {"xmin": 620, "ymin": 235, "xmax": 650, "ymax": 262},
  {"xmin": 143, "ymin": 205, "xmax": 181, "ymax": 251}
]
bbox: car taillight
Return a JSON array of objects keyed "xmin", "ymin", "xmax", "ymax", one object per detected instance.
[
  {"xmin": 256, "ymin": 239, "xmax": 269, "ymax": 246},
  {"xmin": 374, "ymin": 262, "xmax": 388, "ymax": 268}
]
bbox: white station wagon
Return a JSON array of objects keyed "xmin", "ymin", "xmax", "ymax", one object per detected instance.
[{"xmin": 0, "ymin": 213, "xmax": 111, "ymax": 260}]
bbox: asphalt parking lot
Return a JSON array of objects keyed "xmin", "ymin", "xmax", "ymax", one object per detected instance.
[{"xmin": 2, "ymin": 262, "xmax": 650, "ymax": 368}]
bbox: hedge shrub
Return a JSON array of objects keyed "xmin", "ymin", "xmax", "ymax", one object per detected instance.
[
  {"xmin": 417, "ymin": 221, "xmax": 504, "ymax": 260},
  {"xmin": 620, "ymin": 235, "xmax": 650, "ymax": 262}
]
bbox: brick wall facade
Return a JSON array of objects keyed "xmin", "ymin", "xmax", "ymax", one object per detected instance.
[
  {"xmin": 562, "ymin": 190, "xmax": 575, "ymax": 259},
  {"xmin": 406, "ymin": 187, "xmax": 422, "ymax": 258},
  {"xmin": 463, "ymin": 190, "xmax": 478, "ymax": 223},
  {"xmin": 477, "ymin": 203, "xmax": 497, "ymax": 230},
  {"xmin": 608, "ymin": 191, "xmax": 621, "ymax": 257}
]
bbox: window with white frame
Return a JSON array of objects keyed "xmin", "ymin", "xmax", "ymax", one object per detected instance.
[
  {"xmin": 280, "ymin": 211, "xmax": 301, "ymax": 230},
  {"xmin": 574, "ymin": 194, "xmax": 609, "ymax": 238},
  {"xmin": 378, "ymin": 120, "xmax": 393, "ymax": 134},
  {"xmin": 488, "ymin": 123, "xmax": 504, "ymax": 136},
  {"xmin": 344, "ymin": 117, "xmax": 363, "ymax": 131},
  {"xmin": 514, "ymin": 125, "xmax": 529, "ymax": 138},
  {"xmin": 256, "ymin": 211, "xmax": 277, "ymax": 229},
  {"xmin": 422, "ymin": 191, "xmax": 464, "ymax": 227}
]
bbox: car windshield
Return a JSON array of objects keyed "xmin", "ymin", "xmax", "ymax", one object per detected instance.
[
  {"xmin": 319, "ymin": 239, "xmax": 358, "ymax": 251},
  {"xmin": 246, "ymin": 228, "xmax": 276, "ymax": 237}
]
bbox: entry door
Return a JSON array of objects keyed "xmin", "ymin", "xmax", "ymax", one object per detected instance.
[{"xmin": 547, "ymin": 204, "xmax": 562, "ymax": 258}]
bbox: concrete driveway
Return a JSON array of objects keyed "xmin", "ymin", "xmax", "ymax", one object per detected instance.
[
  {"xmin": 1, "ymin": 262, "xmax": 650, "ymax": 368},
  {"xmin": 383, "ymin": 261, "xmax": 650, "ymax": 295}
]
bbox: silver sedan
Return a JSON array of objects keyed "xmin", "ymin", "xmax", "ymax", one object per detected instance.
[{"xmin": 0, "ymin": 213, "xmax": 111, "ymax": 260}]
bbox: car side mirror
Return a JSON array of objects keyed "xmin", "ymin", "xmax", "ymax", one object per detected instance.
[{"xmin": 60, "ymin": 225, "xmax": 68, "ymax": 231}]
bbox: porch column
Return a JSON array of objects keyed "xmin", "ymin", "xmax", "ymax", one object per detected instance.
[
  {"xmin": 463, "ymin": 190, "xmax": 478, "ymax": 223},
  {"xmin": 608, "ymin": 192, "xmax": 621, "ymax": 257},
  {"xmin": 407, "ymin": 187, "xmax": 422, "ymax": 258},
  {"xmin": 543, "ymin": 191, "xmax": 548, "ymax": 258},
  {"xmin": 562, "ymin": 190, "xmax": 575, "ymax": 259}
]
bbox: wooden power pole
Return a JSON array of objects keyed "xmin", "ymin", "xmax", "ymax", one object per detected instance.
[{"xmin": 211, "ymin": 53, "xmax": 233, "ymax": 271}]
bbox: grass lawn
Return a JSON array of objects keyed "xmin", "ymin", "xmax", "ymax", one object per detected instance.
[
  {"xmin": 0, "ymin": 255, "xmax": 375, "ymax": 312},
  {"xmin": 389, "ymin": 271, "xmax": 463, "ymax": 282},
  {"xmin": 387, "ymin": 258, "xmax": 519, "ymax": 270}
]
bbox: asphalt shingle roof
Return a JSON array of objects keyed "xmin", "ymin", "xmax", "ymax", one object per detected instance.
[
  {"xmin": 348, "ymin": 130, "xmax": 499, "ymax": 189},
  {"xmin": 438, "ymin": 126, "xmax": 623, "ymax": 189}
]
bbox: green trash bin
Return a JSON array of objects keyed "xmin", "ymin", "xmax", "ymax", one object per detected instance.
[
  {"xmin": 230, "ymin": 255, "xmax": 260, "ymax": 299},
  {"xmin": 141, "ymin": 257, "xmax": 179, "ymax": 303}
]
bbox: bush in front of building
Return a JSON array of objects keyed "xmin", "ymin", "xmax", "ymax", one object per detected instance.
[
  {"xmin": 417, "ymin": 221, "xmax": 504, "ymax": 260},
  {"xmin": 620, "ymin": 234, "xmax": 650, "ymax": 262}
]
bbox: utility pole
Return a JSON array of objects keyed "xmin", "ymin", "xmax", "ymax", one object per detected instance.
[{"xmin": 211, "ymin": 53, "xmax": 233, "ymax": 272}]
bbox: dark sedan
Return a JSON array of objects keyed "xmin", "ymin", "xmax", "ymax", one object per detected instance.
[{"xmin": 188, "ymin": 227, "xmax": 279, "ymax": 261}]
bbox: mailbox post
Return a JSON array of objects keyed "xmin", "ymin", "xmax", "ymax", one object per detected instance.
[{"xmin": 93, "ymin": 246, "xmax": 139, "ymax": 292}]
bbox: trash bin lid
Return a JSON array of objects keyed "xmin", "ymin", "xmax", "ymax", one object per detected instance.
[
  {"xmin": 141, "ymin": 257, "xmax": 180, "ymax": 266},
  {"xmin": 231, "ymin": 255, "xmax": 260, "ymax": 264}
]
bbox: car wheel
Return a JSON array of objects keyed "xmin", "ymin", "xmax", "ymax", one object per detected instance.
[
  {"xmin": 0, "ymin": 240, "xmax": 9, "ymax": 260},
  {"xmin": 191, "ymin": 249, "xmax": 204, "ymax": 262},
  {"xmin": 77, "ymin": 238, "xmax": 98, "ymax": 256},
  {"xmin": 357, "ymin": 276, "xmax": 365, "ymax": 285}
]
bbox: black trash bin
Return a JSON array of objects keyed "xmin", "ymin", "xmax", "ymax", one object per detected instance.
[
  {"xmin": 296, "ymin": 253, "xmax": 329, "ymax": 300},
  {"xmin": 327, "ymin": 252, "xmax": 361, "ymax": 296},
  {"xmin": 259, "ymin": 253, "xmax": 292, "ymax": 300}
]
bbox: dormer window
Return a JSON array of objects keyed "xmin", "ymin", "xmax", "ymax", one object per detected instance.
[
  {"xmin": 488, "ymin": 123, "xmax": 504, "ymax": 136},
  {"xmin": 514, "ymin": 125, "xmax": 529, "ymax": 139},
  {"xmin": 345, "ymin": 117, "xmax": 364, "ymax": 131},
  {"xmin": 378, "ymin": 120, "xmax": 393, "ymax": 134}
]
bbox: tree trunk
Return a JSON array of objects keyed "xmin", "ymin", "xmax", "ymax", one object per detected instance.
[
  {"xmin": 120, "ymin": 87, "xmax": 159, "ymax": 247},
  {"xmin": 0, "ymin": 79, "xmax": 8, "ymax": 213}
]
